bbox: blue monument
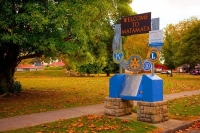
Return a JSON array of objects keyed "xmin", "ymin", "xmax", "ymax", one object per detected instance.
[
  {"xmin": 109, "ymin": 74, "xmax": 163, "ymax": 102},
  {"xmin": 104, "ymin": 13, "xmax": 168, "ymax": 123}
]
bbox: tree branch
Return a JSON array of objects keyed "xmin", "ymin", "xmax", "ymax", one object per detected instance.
[{"xmin": 15, "ymin": 53, "xmax": 43, "ymax": 65}]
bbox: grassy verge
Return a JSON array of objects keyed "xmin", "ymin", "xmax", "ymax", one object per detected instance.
[
  {"xmin": 3, "ymin": 114, "xmax": 160, "ymax": 133},
  {"xmin": 168, "ymin": 94, "xmax": 200, "ymax": 120}
]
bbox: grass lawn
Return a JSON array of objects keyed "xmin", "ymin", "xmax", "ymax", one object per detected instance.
[
  {"xmin": 161, "ymin": 73, "xmax": 200, "ymax": 94},
  {"xmin": 0, "ymin": 71, "xmax": 200, "ymax": 119},
  {"xmin": 0, "ymin": 71, "xmax": 200, "ymax": 132},
  {"xmin": 168, "ymin": 94, "xmax": 200, "ymax": 120},
  {"xmin": 0, "ymin": 70, "xmax": 109, "ymax": 118}
]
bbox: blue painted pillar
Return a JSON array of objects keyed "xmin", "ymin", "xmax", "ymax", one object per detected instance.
[
  {"xmin": 142, "ymin": 74, "xmax": 163, "ymax": 102},
  {"xmin": 109, "ymin": 74, "xmax": 126, "ymax": 98}
]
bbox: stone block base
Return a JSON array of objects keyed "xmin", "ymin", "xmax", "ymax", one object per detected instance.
[
  {"xmin": 104, "ymin": 97, "xmax": 133, "ymax": 117},
  {"xmin": 137, "ymin": 101, "xmax": 169, "ymax": 123}
]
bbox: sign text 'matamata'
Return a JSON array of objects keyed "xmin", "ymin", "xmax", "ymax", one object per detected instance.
[{"xmin": 121, "ymin": 12, "xmax": 151, "ymax": 36}]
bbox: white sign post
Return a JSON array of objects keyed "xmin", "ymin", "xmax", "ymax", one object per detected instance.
[{"xmin": 149, "ymin": 30, "xmax": 163, "ymax": 47}]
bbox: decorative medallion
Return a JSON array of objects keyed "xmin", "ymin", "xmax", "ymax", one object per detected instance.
[
  {"xmin": 113, "ymin": 50, "xmax": 124, "ymax": 64},
  {"xmin": 127, "ymin": 55, "xmax": 143, "ymax": 73},
  {"xmin": 143, "ymin": 59, "xmax": 152, "ymax": 71},
  {"xmin": 147, "ymin": 48, "xmax": 160, "ymax": 63}
]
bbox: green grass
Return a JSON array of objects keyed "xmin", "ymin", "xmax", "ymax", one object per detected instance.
[
  {"xmin": 0, "ymin": 76, "xmax": 109, "ymax": 118},
  {"xmin": 168, "ymin": 94, "xmax": 200, "ymax": 120},
  {"xmin": 1, "ymin": 71, "xmax": 200, "ymax": 132},
  {"xmin": 159, "ymin": 73, "xmax": 200, "ymax": 94},
  {"xmin": 15, "ymin": 70, "xmax": 69, "ymax": 77},
  {"xmin": 0, "ymin": 71, "xmax": 200, "ymax": 120},
  {"xmin": 4, "ymin": 114, "xmax": 159, "ymax": 133}
]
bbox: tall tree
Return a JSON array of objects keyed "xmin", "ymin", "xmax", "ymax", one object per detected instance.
[
  {"xmin": 65, "ymin": 0, "xmax": 134, "ymax": 74},
  {"xmin": 0, "ymin": 0, "xmax": 133, "ymax": 93},
  {"xmin": 162, "ymin": 17, "xmax": 200, "ymax": 73},
  {"xmin": 162, "ymin": 24, "xmax": 177, "ymax": 75},
  {"xmin": 180, "ymin": 20, "xmax": 200, "ymax": 66}
]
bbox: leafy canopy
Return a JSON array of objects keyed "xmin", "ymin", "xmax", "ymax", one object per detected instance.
[{"xmin": 162, "ymin": 17, "xmax": 200, "ymax": 69}]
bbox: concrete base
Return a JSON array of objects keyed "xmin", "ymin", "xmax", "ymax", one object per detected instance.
[
  {"xmin": 137, "ymin": 100, "xmax": 169, "ymax": 123},
  {"xmin": 104, "ymin": 97, "xmax": 133, "ymax": 117}
]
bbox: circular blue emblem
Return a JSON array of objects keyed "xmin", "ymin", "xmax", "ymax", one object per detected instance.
[
  {"xmin": 143, "ymin": 60, "xmax": 152, "ymax": 71},
  {"xmin": 147, "ymin": 48, "xmax": 160, "ymax": 63},
  {"xmin": 113, "ymin": 50, "xmax": 124, "ymax": 64},
  {"xmin": 149, "ymin": 52, "xmax": 157, "ymax": 61}
]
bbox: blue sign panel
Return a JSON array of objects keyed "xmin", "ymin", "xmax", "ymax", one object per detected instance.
[
  {"xmin": 149, "ymin": 43, "xmax": 163, "ymax": 47},
  {"xmin": 149, "ymin": 30, "xmax": 163, "ymax": 47}
]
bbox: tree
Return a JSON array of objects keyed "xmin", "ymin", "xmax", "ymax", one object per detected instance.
[
  {"xmin": 61, "ymin": 0, "xmax": 134, "ymax": 75},
  {"xmin": 102, "ymin": 55, "xmax": 119, "ymax": 76},
  {"xmin": 123, "ymin": 34, "xmax": 150, "ymax": 60},
  {"xmin": 0, "ymin": 0, "xmax": 134, "ymax": 94},
  {"xmin": 180, "ymin": 20, "xmax": 200, "ymax": 66},
  {"xmin": 162, "ymin": 17, "xmax": 200, "ymax": 74},
  {"xmin": 162, "ymin": 24, "xmax": 177, "ymax": 76}
]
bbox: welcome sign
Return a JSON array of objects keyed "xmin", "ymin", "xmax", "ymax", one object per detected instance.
[{"xmin": 121, "ymin": 12, "xmax": 151, "ymax": 36}]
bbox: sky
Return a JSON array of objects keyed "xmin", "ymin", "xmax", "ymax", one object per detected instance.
[{"xmin": 130, "ymin": 0, "xmax": 200, "ymax": 29}]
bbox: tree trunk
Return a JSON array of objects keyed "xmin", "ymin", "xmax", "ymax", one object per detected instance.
[
  {"xmin": 0, "ymin": 43, "xmax": 20, "ymax": 94},
  {"xmin": 0, "ymin": 67, "xmax": 15, "ymax": 93},
  {"xmin": 170, "ymin": 68, "xmax": 173, "ymax": 77},
  {"xmin": 106, "ymin": 72, "xmax": 110, "ymax": 76}
]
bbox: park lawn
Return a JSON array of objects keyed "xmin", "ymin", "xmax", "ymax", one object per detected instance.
[
  {"xmin": 168, "ymin": 94, "xmax": 200, "ymax": 120},
  {"xmin": 160, "ymin": 73, "xmax": 200, "ymax": 94},
  {"xmin": 0, "ymin": 71, "xmax": 110, "ymax": 118},
  {"xmin": 0, "ymin": 71, "xmax": 200, "ymax": 119},
  {"xmin": 3, "ymin": 114, "xmax": 161, "ymax": 133}
]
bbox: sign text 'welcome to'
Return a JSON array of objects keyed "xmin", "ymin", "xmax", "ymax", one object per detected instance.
[{"xmin": 121, "ymin": 12, "xmax": 151, "ymax": 36}]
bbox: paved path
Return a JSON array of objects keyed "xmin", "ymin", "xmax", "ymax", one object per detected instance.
[{"xmin": 1, "ymin": 90, "xmax": 200, "ymax": 132}]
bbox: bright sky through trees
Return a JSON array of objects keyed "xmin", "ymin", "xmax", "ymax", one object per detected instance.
[{"xmin": 131, "ymin": 0, "xmax": 200, "ymax": 29}]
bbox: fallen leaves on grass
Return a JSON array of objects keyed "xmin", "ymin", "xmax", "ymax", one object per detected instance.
[
  {"xmin": 175, "ymin": 121, "xmax": 200, "ymax": 133},
  {"xmin": 168, "ymin": 95, "xmax": 200, "ymax": 120},
  {"xmin": 147, "ymin": 128, "xmax": 164, "ymax": 133},
  {"xmin": 160, "ymin": 74, "xmax": 200, "ymax": 94}
]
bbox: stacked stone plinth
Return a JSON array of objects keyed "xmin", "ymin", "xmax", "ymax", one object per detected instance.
[
  {"xmin": 104, "ymin": 97, "xmax": 133, "ymax": 117},
  {"xmin": 137, "ymin": 100, "xmax": 169, "ymax": 123}
]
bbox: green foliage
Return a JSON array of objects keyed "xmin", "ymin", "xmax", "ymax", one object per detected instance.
[
  {"xmin": 44, "ymin": 66, "xmax": 63, "ymax": 70},
  {"xmin": 181, "ymin": 21, "xmax": 200, "ymax": 64},
  {"xmin": 102, "ymin": 55, "xmax": 119, "ymax": 76},
  {"xmin": 0, "ymin": 0, "xmax": 134, "ymax": 92},
  {"xmin": 163, "ymin": 17, "xmax": 200, "ymax": 69},
  {"xmin": 10, "ymin": 81, "xmax": 22, "ymax": 94},
  {"xmin": 78, "ymin": 62, "xmax": 102, "ymax": 75}
]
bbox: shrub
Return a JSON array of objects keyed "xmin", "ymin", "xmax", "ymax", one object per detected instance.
[
  {"xmin": 44, "ymin": 66, "xmax": 63, "ymax": 70},
  {"xmin": 0, "ymin": 85, "xmax": 6, "ymax": 95},
  {"xmin": 10, "ymin": 81, "xmax": 22, "ymax": 94}
]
